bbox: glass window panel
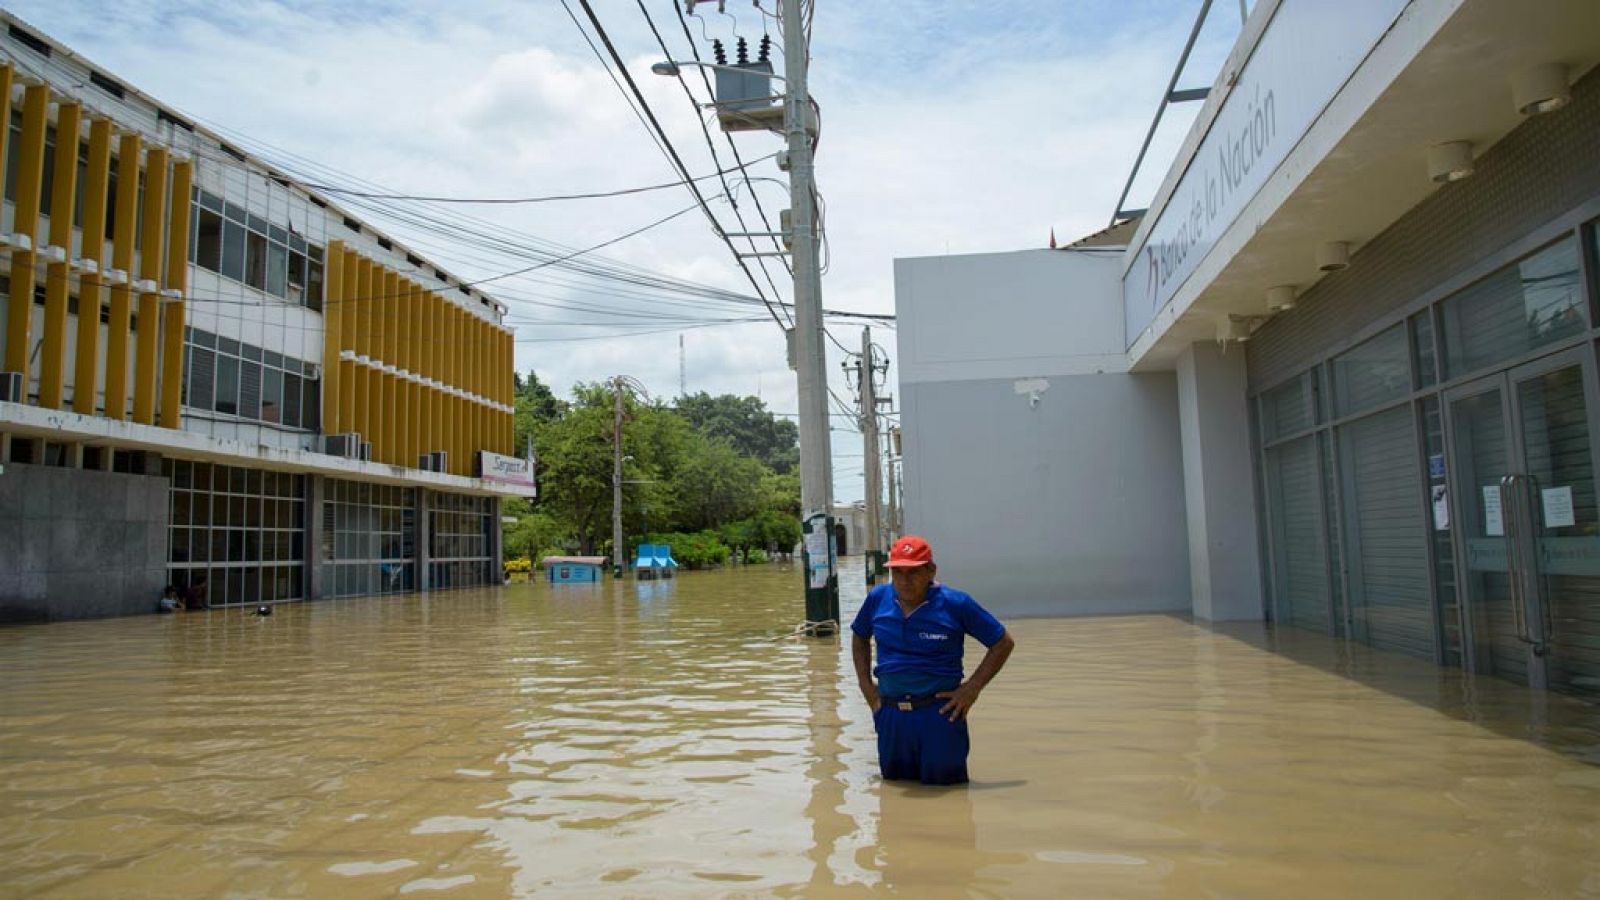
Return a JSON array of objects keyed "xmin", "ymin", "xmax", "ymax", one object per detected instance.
[
  {"xmin": 283, "ymin": 373, "xmax": 302, "ymax": 429},
  {"xmin": 173, "ymin": 490, "xmax": 191, "ymax": 525},
  {"xmin": 193, "ymin": 462, "xmax": 212, "ymax": 493},
  {"xmin": 246, "ymin": 469, "xmax": 262, "ymax": 496},
  {"xmin": 215, "ymin": 355, "xmax": 240, "ymax": 415},
  {"xmin": 239, "ymin": 360, "xmax": 262, "ymax": 420},
  {"xmin": 1330, "ymin": 324, "xmax": 1410, "ymax": 418},
  {"xmin": 1440, "ymin": 237, "xmax": 1584, "ymax": 378},
  {"xmin": 230, "ymin": 467, "xmax": 247, "ymax": 493},
  {"xmin": 191, "ymin": 528, "xmax": 210, "ymax": 563},
  {"xmin": 188, "ymin": 346, "xmax": 215, "ymax": 412},
  {"xmin": 306, "ymin": 253, "xmax": 324, "ymax": 311},
  {"xmin": 195, "ymin": 206, "xmax": 223, "ymax": 272},
  {"xmin": 267, "ymin": 241, "xmax": 288, "ymax": 298},
  {"xmin": 245, "ymin": 230, "xmax": 268, "ymax": 290},
  {"xmin": 1411, "ymin": 311, "xmax": 1437, "ymax": 388},
  {"xmin": 221, "ymin": 218, "xmax": 246, "ymax": 282},
  {"xmin": 192, "ymin": 494, "xmax": 210, "ymax": 527}
]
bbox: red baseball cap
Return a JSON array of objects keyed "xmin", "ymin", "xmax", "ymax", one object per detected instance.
[{"xmin": 887, "ymin": 535, "xmax": 934, "ymax": 568}]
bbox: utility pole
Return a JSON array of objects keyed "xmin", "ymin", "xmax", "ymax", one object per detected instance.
[
  {"xmin": 612, "ymin": 377, "xmax": 625, "ymax": 578},
  {"xmin": 859, "ymin": 327, "xmax": 885, "ymax": 584},
  {"xmin": 886, "ymin": 438, "xmax": 899, "ymax": 539},
  {"xmin": 783, "ymin": 0, "xmax": 838, "ymax": 629}
]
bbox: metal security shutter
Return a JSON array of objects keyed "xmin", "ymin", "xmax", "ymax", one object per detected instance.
[
  {"xmin": 188, "ymin": 346, "xmax": 215, "ymax": 411},
  {"xmin": 1339, "ymin": 405, "xmax": 1434, "ymax": 659},
  {"xmin": 1267, "ymin": 435, "xmax": 1329, "ymax": 631}
]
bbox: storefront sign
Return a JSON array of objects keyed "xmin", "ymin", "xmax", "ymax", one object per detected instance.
[
  {"xmin": 479, "ymin": 451, "xmax": 536, "ymax": 494},
  {"xmin": 1123, "ymin": 0, "xmax": 1411, "ymax": 346}
]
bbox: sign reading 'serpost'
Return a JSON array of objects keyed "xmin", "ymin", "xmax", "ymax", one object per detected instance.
[
  {"xmin": 478, "ymin": 451, "xmax": 537, "ymax": 495},
  {"xmin": 1122, "ymin": 0, "xmax": 1411, "ymax": 348}
]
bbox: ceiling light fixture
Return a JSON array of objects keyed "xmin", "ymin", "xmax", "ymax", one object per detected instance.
[
  {"xmin": 1316, "ymin": 241, "xmax": 1351, "ymax": 272},
  {"xmin": 1512, "ymin": 63, "xmax": 1571, "ymax": 116},
  {"xmin": 1266, "ymin": 285, "xmax": 1298, "ymax": 311},
  {"xmin": 1427, "ymin": 141, "xmax": 1475, "ymax": 183}
]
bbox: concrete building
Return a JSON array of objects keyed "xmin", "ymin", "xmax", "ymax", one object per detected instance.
[
  {"xmin": 896, "ymin": 0, "xmax": 1600, "ymax": 695},
  {"xmin": 0, "ymin": 14, "xmax": 535, "ymax": 621}
]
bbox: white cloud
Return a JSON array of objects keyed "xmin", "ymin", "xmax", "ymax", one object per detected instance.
[{"xmin": 15, "ymin": 0, "xmax": 1219, "ymax": 501}]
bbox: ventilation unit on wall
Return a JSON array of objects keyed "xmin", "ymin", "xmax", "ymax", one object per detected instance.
[
  {"xmin": 0, "ymin": 371, "xmax": 22, "ymax": 403},
  {"xmin": 323, "ymin": 433, "xmax": 362, "ymax": 459}
]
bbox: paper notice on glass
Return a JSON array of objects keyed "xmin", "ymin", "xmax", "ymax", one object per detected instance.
[
  {"xmin": 804, "ymin": 529, "xmax": 829, "ymax": 564},
  {"xmin": 1482, "ymin": 485, "xmax": 1504, "ymax": 537},
  {"xmin": 1542, "ymin": 485, "xmax": 1576, "ymax": 528},
  {"xmin": 1431, "ymin": 484, "xmax": 1450, "ymax": 531}
]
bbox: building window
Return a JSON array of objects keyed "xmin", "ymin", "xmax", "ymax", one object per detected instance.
[
  {"xmin": 326, "ymin": 479, "xmax": 416, "ymax": 597},
  {"xmin": 182, "ymin": 328, "xmax": 319, "ymax": 431},
  {"xmin": 1329, "ymin": 323, "xmax": 1409, "ymax": 419},
  {"xmin": 191, "ymin": 188, "xmax": 325, "ymax": 310},
  {"xmin": 162, "ymin": 459, "xmax": 305, "ymax": 607},
  {"xmin": 1439, "ymin": 236, "xmax": 1584, "ymax": 379},
  {"xmin": 215, "ymin": 355, "xmax": 240, "ymax": 416},
  {"xmin": 429, "ymin": 493, "xmax": 494, "ymax": 590}
]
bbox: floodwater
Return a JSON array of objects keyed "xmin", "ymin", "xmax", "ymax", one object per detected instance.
[{"xmin": 2, "ymin": 566, "xmax": 1599, "ymax": 898}]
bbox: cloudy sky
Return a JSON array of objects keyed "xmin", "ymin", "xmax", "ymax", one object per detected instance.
[{"xmin": 17, "ymin": 0, "xmax": 1243, "ymax": 501}]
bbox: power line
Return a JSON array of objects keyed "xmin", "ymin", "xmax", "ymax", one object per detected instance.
[
  {"xmin": 567, "ymin": 0, "xmax": 791, "ymax": 331},
  {"xmin": 300, "ymin": 153, "xmax": 777, "ymax": 204}
]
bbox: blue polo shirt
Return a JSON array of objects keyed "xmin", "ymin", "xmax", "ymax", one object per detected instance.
[{"xmin": 851, "ymin": 583, "xmax": 1006, "ymax": 698}]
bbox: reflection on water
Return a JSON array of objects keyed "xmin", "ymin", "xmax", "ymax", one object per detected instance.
[{"xmin": 2, "ymin": 566, "xmax": 1599, "ymax": 897}]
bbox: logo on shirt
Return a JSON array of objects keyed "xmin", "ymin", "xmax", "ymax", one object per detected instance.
[{"xmin": 918, "ymin": 632, "xmax": 950, "ymax": 641}]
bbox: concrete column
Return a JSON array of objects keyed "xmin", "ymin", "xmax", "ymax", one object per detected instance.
[
  {"xmin": 1176, "ymin": 341, "xmax": 1263, "ymax": 621},
  {"xmin": 490, "ymin": 496, "xmax": 504, "ymax": 582},
  {"xmin": 304, "ymin": 475, "xmax": 326, "ymax": 600},
  {"xmin": 416, "ymin": 488, "xmax": 432, "ymax": 592}
]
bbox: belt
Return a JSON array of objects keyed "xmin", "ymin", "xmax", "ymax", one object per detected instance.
[{"xmin": 887, "ymin": 694, "xmax": 942, "ymax": 712}]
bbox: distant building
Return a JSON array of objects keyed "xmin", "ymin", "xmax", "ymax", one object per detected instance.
[
  {"xmin": 0, "ymin": 13, "xmax": 535, "ymax": 620},
  {"xmin": 896, "ymin": 0, "xmax": 1600, "ymax": 696}
]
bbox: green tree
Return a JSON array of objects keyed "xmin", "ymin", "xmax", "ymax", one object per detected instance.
[
  {"xmin": 676, "ymin": 392, "xmax": 799, "ymax": 474},
  {"xmin": 514, "ymin": 369, "xmax": 568, "ymax": 458},
  {"xmin": 503, "ymin": 510, "xmax": 571, "ymax": 562},
  {"xmin": 672, "ymin": 434, "xmax": 765, "ymax": 532}
]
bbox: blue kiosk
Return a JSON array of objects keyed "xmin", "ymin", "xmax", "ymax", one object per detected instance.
[
  {"xmin": 633, "ymin": 544, "xmax": 680, "ymax": 580},
  {"xmin": 543, "ymin": 555, "xmax": 607, "ymax": 584}
]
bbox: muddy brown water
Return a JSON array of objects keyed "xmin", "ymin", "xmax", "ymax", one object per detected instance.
[{"xmin": 2, "ymin": 565, "xmax": 1598, "ymax": 897}]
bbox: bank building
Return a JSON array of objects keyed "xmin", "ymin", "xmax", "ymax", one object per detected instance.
[
  {"xmin": 0, "ymin": 13, "xmax": 535, "ymax": 619},
  {"xmin": 895, "ymin": 0, "xmax": 1600, "ymax": 696}
]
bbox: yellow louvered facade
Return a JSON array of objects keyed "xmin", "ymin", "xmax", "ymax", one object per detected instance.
[{"xmin": 0, "ymin": 56, "xmax": 519, "ymax": 483}]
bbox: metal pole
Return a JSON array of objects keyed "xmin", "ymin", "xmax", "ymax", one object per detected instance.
[
  {"xmin": 860, "ymin": 327, "xmax": 883, "ymax": 583},
  {"xmin": 785, "ymin": 0, "xmax": 838, "ymax": 625},
  {"xmin": 886, "ymin": 453, "xmax": 899, "ymax": 540},
  {"xmin": 612, "ymin": 377, "xmax": 625, "ymax": 578}
]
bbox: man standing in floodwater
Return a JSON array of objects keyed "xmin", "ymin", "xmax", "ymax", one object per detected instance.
[{"xmin": 852, "ymin": 535, "xmax": 1015, "ymax": 785}]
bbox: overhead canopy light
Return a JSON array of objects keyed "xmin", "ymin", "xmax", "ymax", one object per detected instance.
[
  {"xmin": 1512, "ymin": 63, "xmax": 1571, "ymax": 115},
  {"xmin": 1427, "ymin": 141, "xmax": 1475, "ymax": 183},
  {"xmin": 1266, "ymin": 285, "xmax": 1298, "ymax": 311},
  {"xmin": 1316, "ymin": 241, "xmax": 1351, "ymax": 272}
]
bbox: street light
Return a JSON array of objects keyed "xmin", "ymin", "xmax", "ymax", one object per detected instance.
[{"xmin": 650, "ymin": 59, "xmax": 789, "ymax": 83}]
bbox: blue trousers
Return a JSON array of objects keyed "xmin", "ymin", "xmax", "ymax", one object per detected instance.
[{"xmin": 873, "ymin": 700, "xmax": 970, "ymax": 785}]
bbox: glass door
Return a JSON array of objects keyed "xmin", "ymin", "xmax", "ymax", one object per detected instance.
[{"xmin": 1445, "ymin": 347, "xmax": 1600, "ymax": 693}]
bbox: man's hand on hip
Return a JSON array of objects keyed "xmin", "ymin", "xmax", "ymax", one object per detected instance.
[{"xmin": 936, "ymin": 681, "xmax": 983, "ymax": 721}]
